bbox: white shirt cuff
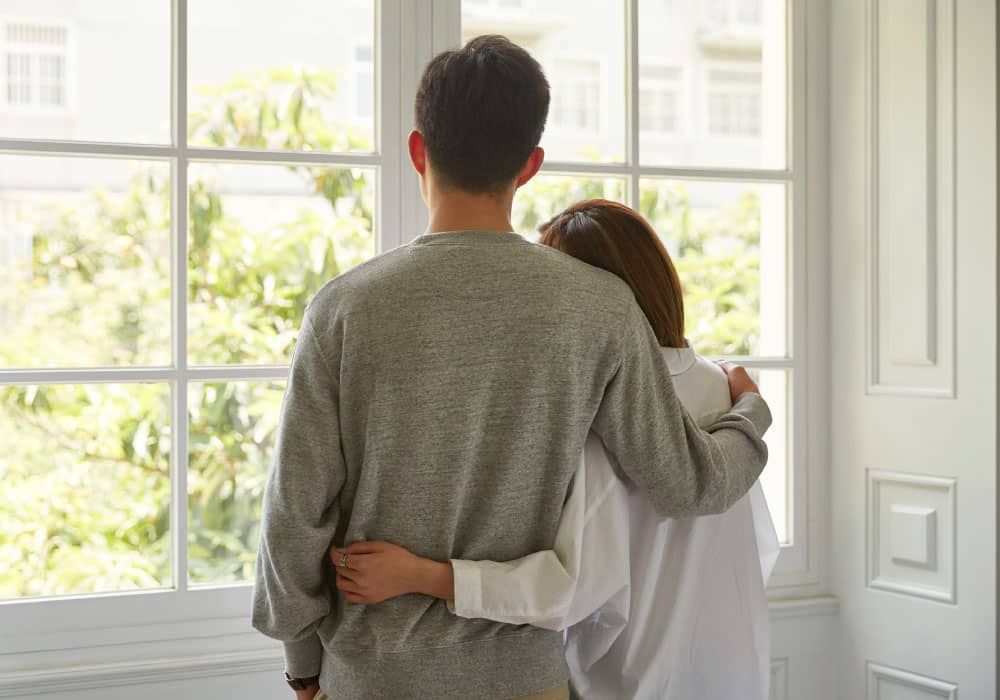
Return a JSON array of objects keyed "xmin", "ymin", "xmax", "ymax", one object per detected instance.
[{"xmin": 447, "ymin": 559, "xmax": 484, "ymax": 618}]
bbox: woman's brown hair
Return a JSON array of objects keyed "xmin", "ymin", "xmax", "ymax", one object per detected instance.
[{"xmin": 538, "ymin": 199, "xmax": 686, "ymax": 348}]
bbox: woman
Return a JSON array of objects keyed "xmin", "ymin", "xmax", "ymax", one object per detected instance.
[{"xmin": 329, "ymin": 200, "xmax": 780, "ymax": 700}]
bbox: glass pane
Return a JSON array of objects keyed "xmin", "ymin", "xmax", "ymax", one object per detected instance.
[
  {"xmin": 0, "ymin": 2, "xmax": 170, "ymax": 144},
  {"xmin": 0, "ymin": 383, "xmax": 171, "ymax": 599},
  {"xmin": 0, "ymin": 156, "xmax": 171, "ymax": 368},
  {"xmin": 638, "ymin": 0, "xmax": 786, "ymax": 168},
  {"xmin": 188, "ymin": 381, "xmax": 284, "ymax": 585},
  {"xmin": 462, "ymin": 0, "xmax": 626, "ymax": 163},
  {"xmin": 639, "ymin": 179, "xmax": 786, "ymax": 356},
  {"xmin": 188, "ymin": 0, "xmax": 375, "ymax": 152},
  {"xmin": 750, "ymin": 369, "xmax": 789, "ymax": 543},
  {"xmin": 512, "ymin": 175, "xmax": 626, "ymax": 240},
  {"xmin": 188, "ymin": 162, "xmax": 375, "ymax": 366}
]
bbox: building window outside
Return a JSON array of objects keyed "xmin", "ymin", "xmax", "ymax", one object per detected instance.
[
  {"xmin": 639, "ymin": 65, "xmax": 683, "ymax": 136},
  {"xmin": 3, "ymin": 22, "xmax": 69, "ymax": 109},
  {"xmin": 706, "ymin": 67, "xmax": 761, "ymax": 137},
  {"xmin": 706, "ymin": 0, "xmax": 762, "ymax": 30},
  {"xmin": 552, "ymin": 58, "xmax": 600, "ymax": 132}
]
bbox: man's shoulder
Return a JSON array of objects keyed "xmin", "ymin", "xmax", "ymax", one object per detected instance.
[
  {"xmin": 519, "ymin": 240, "xmax": 635, "ymax": 303},
  {"xmin": 306, "ymin": 234, "xmax": 636, "ymax": 321},
  {"xmin": 305, "ymin": 244, "xmax": 413, "ymax": 318}
]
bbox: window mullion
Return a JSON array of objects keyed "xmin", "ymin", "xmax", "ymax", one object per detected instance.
[
  {"xmin": 0, "ymin": 368, "xmax": 179, "ymax": 385},
  {"xmin": 185, "ymin": 147, "xmax": 383, "ymax": 167},
  {"xmin": 537, "ymin": 159, "xmax": 794, "ymax": 183},
  {"xmin": 626, "ymin": 0, "xmax": 640, "ymax": 212},
  {"xmin": 170, "ymin": 0, "xmax": 190, "ymax": 595},
  {"xmin": 377, "ymin": 0, "xmax": 404, "ymax": 250}
]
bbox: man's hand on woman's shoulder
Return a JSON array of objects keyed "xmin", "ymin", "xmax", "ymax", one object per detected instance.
[{"xmin": 715, "ymin": 360, "xmax": 761, "ymax": 403}]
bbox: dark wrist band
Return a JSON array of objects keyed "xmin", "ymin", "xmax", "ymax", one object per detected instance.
[{"xmin": 283, "ymin": 671, "xmax": 320, "ymax": 690}]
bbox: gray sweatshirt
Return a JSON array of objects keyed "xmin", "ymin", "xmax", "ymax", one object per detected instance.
[{"xmin": 251, "ymin": 230, "xmax": 771, "ymax": 699}]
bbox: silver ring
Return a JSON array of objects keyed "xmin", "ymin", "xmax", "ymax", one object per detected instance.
[{"xmin": 339, "ymin": 553, "xmax": 349, "ymax": 569}]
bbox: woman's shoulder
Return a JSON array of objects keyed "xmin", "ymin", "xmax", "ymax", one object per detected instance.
[
  {"xmin": 691, "ymin": 353, "xmax": 728, "ymax": 383},
  {"xmin": 672, "ymin": 352, "xmax": 734, "ymax": 417}
]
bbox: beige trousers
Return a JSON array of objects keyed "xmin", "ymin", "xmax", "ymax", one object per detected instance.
[{"xmin": 313, "ymin": 681, "xmax": 570, "ymax": 700}]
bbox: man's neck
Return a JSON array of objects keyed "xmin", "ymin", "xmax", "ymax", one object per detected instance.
[{"xmin": 424, "ymin": 185, "xmax": 516, "ymax": 235}]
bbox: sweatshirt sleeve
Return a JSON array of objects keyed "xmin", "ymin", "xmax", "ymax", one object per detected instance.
[
  {"xmin": 592, "ymin": 302, "xmax": 772, "ymax": 517},
  {"xmin": 251, "ymin": 311, "xmax": 346, "ymax": 677}
]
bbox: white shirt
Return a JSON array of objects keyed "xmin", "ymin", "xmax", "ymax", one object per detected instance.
[{"xmin": 448, "ymin": 347, "xmax": 780, "ymax": 700}]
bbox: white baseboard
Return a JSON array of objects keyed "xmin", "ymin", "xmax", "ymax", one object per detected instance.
[{"xmin": 0, "ymin": 648, "xmax": 282, "ymax": 698}]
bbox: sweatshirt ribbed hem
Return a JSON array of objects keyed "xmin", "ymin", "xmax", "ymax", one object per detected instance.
[
  {"xmin": 735, "ymin": 392, "xmax": 773, "ymax": 436},
  {"xmin": 283, "ymin": 634, "xmax": 324, "ymax": 677},
  {"xmin": 318, "ymin": 627, "xmax": 568, "ymax": 699}
]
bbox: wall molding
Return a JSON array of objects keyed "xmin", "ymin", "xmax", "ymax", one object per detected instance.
[
  {"xmin": 864, "ymin": 0, "xmax": 957, "ymax": 398},
  {"xmin": 867, "ymin": 661, "xmax": 958, "ymax": 699},
  {"xmin": 0, "ymin": 648, "xmax": 283, "ymax": 698},
  {"xmin": 767, "ymin": 595, "xmax": 840, "ymax": 621},
  {"xmin": 866, "ymin": 469, "xmax": 957, "ymax": 604},
  {"xmin": 769, "ymin": 657, "xmax": 790, "ymax": 700}
]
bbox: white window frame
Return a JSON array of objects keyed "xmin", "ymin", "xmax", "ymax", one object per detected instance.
[
  {"xmin": 0, "ymin": 17, "xmax": 74, "ymax": 114},
  {"xmin": 0, "ymin": 0, "xmax": 827, "ymax": 687},
  {"xmin": 442, "ymin": 0, "xmax": 824, "ymax": 597},
  {"xmin": 0, "ymin": 0, "xmax": 407, "ymax": 671}
]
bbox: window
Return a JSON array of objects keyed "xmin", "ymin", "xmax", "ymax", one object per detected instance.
[
  {"xmin": 6, "ymin": 52, "xmax": 31, "ymax": 104},
  {"xmin": 1, "ymin": 0, "xmax": 819, "ymax": 666},
  {"xmin": 639, "ymin": 0, "xmax": 783, "ymax": 168},
  {"xmin": 0, "ymin": 0, "xmax": 378, "ymax": 605},
  {"xmin": 551, "ymin": 58, "xmax": 601, "ymax": 133},
  {"xmin": 463, "ymin": 0, "xmax": 814, "ymax": 590},
  {"xmin": 3, "ymin": 22, "xmax": 69, "ymax": 109},
  {"xmin": 0, "ymin": 6, "xmax": 169, "ymax": 144},
  {"xmin": 639, "ymin": 65, "xmax": 683, "ymax": 136},
  {"xmin": 462, "ymin": 2, "xmax": 625, "ymax": 163},
  {"xmin": 706, "ymin": 67, "xmax": 762, "ymax": 138}
]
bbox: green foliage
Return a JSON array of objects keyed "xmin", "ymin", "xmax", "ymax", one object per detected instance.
[
  {"xmin": 187, "ymin": 381, "xmax": 283, "ymax": 584},
  {"xmin": 1, "ymin": 68, "xmax": 761, "ymax": 598},
  {"xmin": 0, "ymin": 384, "xmax": 170, "ymax": 596},
  {"xmin": 188, "ymin": 66, "xmax": 372, "ymax": 153},
  {"xmin": 513, "ymin": 175, "xmax": 625, "ymax": 235},
  {"xmin": 0, "ymin": 70, "xmax": 372, "ymax": 596},
  {"xmin": 640, "ymin": 181, "xmax": 761, "ymax": 356}
]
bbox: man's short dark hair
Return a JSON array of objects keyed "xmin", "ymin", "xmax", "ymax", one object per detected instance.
[{"xmin": 414, "ymin": 35, "xmax": 550, "ymax": 194}]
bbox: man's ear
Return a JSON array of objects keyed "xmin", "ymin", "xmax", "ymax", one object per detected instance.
[
  {"xmin": 408, "ymin": 130, "xmax": 427, "ymax": 176},
  {"xmin": 515, "ymin": 147, "xmax": 545, "ymax": 188}
]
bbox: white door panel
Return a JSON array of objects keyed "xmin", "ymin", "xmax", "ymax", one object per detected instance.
[{"xmin": 829, "ymin": 0, "xmax": 996, "ymax": 698}]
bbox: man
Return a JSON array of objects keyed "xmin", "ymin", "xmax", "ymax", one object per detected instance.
[{"xmin": 252, "ymin": 35, "xmax": 771, "ymax": 700}]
